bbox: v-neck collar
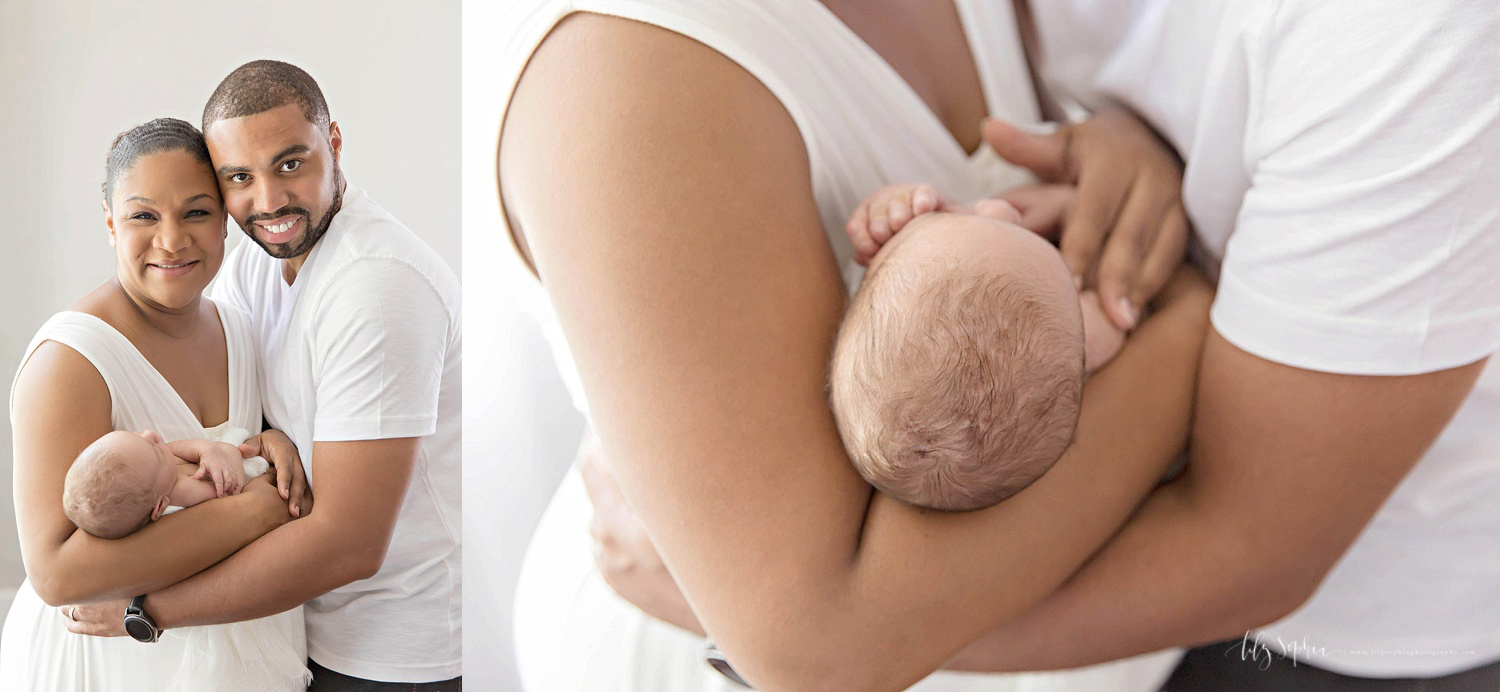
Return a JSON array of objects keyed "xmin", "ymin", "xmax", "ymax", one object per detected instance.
[
  {"xmin": 63, "ymin": 308, "xmax": 238, "ymax": 432},
  {"xmin": 807, "ymin": 0, "xmax": 1038, "ymax": 162}
]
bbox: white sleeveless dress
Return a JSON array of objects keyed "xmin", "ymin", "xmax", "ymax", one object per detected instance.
[
  {"xmin": 481, "ymin": 1, "xmax": 1182, "ymax": 689},
  {"xmin": 0, "ymin": 307, "xmax": 309, "ymax": 691}
]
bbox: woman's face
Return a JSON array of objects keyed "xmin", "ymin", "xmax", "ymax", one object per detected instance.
[{"xmin": 106, "ymin": 149, "xmax": 226, "ymax": 312}]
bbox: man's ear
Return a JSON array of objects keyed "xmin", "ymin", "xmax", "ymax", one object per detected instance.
[
  {"xmin": 328, "ymin": 121, "xmax": 343, "ymax": 164},
  {"xmin": 151, "ymin": 495, "xmax": 171, "ymax": 521}
]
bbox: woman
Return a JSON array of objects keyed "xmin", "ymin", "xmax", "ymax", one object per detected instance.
[
  {"xmin": 492, "ymin": 1, "xmax": 1207, "ymax": 689},
  {"xmin": 1, "ymin": 118, "xmax": 310, "ymax": 690}
]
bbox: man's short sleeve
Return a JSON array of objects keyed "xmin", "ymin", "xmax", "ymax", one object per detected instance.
[
  {"xmin": 1211, "ymin": 0, "xmax": 1500, "ymax": 375},
  {"xmin": 309, "ymin": 258, "xmax": 452, "ymax": 441}
]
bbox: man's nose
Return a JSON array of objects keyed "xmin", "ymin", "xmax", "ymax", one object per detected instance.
[{"xmin": 253, "ymin": 177, "xmax": 290, "ymax": 216}]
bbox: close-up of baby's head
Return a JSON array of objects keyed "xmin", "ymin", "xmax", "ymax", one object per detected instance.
[
  {"xmin": 62, "ymin": 430, "xmax": 180, "ymax": 539},
  {"xmin": 831, "ymin": 213, "xmax": 1085, "ymax": 511}
]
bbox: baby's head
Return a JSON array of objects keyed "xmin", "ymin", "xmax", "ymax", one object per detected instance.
[
  {"xmin": 63, "ymin": 430, "xmax": 180, "ymax": 539},
  {"xmin": 831, "ymin": 213, "xmax": 1084, "ymax": 511}
]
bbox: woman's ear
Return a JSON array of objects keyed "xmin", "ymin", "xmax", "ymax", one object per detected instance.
[{"xmin": 105, "ymin": 206, "xmax": 116, "ymax": 247}]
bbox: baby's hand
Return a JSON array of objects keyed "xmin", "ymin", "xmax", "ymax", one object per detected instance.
[
  {"xmin": 190, "ymin": 441, "xmax": 247, "ymax": 498},
  {"xmin": 1080, "ymin": 290, "xmax": 1128, "ymax": 374},
  {"xmin": 847, "ymin": 183, "xmax": 960, "ymax": 265}
]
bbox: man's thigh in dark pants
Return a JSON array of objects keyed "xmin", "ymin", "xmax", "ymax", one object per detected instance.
[
  {"xmin": 1164, "ymin": 640, "xmax": 1500, "ymax": 691},
  {"xmin": 307, "ymin": 660, "xmax": 462, "ymax": 691}
]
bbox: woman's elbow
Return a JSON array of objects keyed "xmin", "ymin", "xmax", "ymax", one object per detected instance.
[{"xmin": 28, "ymin": 568, "xmax": 89, "ymax": 607}]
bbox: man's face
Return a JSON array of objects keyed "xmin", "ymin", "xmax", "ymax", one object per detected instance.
[{"xmin": 205, "ymin": 102, "xmax": 343, "ymax": 262}]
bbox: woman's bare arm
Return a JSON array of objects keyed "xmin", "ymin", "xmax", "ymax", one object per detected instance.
[
  {"xmin": 504, "ymin": 14, "xmax": 1203, "ymax": 690},
  {"xmin": 12, "ymin": 341, "xmax": 291, "ymax": 606}
]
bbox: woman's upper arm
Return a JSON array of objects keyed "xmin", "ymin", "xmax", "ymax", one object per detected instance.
[
  {"xmin": 12, "ymin": 341, "xmax": 280, "ymax": 605},
  {"xmin": 503, "ymin": 7, "xmax": 872, "ymax": 636},
  {"xmin": 12, "ymin": 340, "xmax": 114, "ymax": 596},
  {"xmin": 502, "ymin": 14, "xmax": 1202, "ymax": 689}
]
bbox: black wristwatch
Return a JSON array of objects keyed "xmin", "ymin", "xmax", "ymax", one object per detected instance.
[
  {"xmin": 123, "ymin": 594, "xmax": 161, "ymax": 643},
  {"xmin": 705, "ymin": 640, "xmax": 752, "ymax": 688}
]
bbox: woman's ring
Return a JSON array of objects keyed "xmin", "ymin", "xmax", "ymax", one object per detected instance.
[{"xmin": 65, "ymin": 606, "xmax": 76, "ymax": 621}]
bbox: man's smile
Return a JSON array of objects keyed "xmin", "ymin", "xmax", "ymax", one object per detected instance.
[{"xmin": 256, "ymin": 215, "xmax": 302, "ymax": 243}]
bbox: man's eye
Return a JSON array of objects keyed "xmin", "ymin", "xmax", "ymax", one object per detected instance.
[
  {"xmin": 280, "ymin": 159, "xmax": 302, "ymax": 173},
  {"xmin": 228, "ymin": 173, "xmax": 249, "ymax": 184}
]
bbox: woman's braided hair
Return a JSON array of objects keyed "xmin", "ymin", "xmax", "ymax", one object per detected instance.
[{"xmin": 102, "ymin": 117, "xmax": 212, "ymax": 207}]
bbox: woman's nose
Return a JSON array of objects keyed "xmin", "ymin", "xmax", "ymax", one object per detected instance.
[{"xmin": 155, "ymin": 218, "xmax": 191, "ymax": 254}]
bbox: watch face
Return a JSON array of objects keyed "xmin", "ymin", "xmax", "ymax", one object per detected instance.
[{"xmin": 123, "ymin": 616, "xmax": 156, "ymax": 642}]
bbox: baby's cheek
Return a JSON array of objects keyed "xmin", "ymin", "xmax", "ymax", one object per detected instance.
[{"xmin": 1079, "ymin": 291, "xmax": 1127, "ymax": 374}]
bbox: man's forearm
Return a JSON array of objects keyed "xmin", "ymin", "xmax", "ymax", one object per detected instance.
[
  {"xmin": 947, "ymin": 336, "xmax": 1487, "ymax": 673},
  {"xmin": 143, "ymin": 512, "xmax": 374, "ymax": 628},
  {"xmin": 946, "ymin": 480, "xmax": 1301, "ymax": 672}
]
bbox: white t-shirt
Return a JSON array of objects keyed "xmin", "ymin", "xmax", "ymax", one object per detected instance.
[
  {"xmin": 1033, "ymin": 0, "xmax": 1500, "ymax": 677},
  {"xmin": 214, "ymin": 183, "xmax": 462, "ymax": 682}
]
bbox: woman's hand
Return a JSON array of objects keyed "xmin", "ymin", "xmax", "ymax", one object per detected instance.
[
  {"xmin": 984, "ymin": 109, "xmax": 1189, "ymax": 331},
  {"xmin": 61, "ymin": 600, "xmax": 128, "ymax": 637},
  {"xmin": 241, "ymin": 429, "xmax": 310, "ymax": 518},
  {"xmin": 579, "ymin": 436, "xmax": 705, "ymax": 637}
]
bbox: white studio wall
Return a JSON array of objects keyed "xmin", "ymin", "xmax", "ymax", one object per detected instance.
[
  {"xmin": 462, "ymin": 2, "xmax": 588, "ymax": 689},
  {"xmin": 0, "ymin": 0, "xmax": 460, "ymax": 611}
]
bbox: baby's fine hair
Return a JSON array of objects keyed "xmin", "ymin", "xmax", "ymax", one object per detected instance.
[
  {"xmin": 830, "ymin": 259, "xmax": 1083, "ymax": 511},
  {"xmin": 62, "ymin": 434, "xmax": 159, "ymax": 539}
]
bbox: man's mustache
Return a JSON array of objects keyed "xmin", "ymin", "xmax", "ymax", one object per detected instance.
[{"xmin": 243, "ymin": 206, "xmax": 312, "ymax": 226}]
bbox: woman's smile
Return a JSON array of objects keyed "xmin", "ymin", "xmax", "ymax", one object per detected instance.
[{"xmin": 145, "ymin": 258, "xmax": 200, "ymax": 277}]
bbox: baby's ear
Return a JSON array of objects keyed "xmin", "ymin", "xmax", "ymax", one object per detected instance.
[{"xmin": 150, "ymin": 496, "xmax": 171, "ymax": 521}]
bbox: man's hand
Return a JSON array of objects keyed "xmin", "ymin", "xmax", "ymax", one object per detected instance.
[
  {"xmin": 984, "ymin": 109, "xmax": 1189, "ymax": 331},
  {"xmin": 241, "ymin": 429, "xmax": 310, "ymax": 517},
  {"xmin": 62, "ymin": 599, "xmax": 129, "ymax": 637},
  {"xmin": 190, "ymin": 441, "xmax": 246, "ymax": 497},
  {"xmin": 579, "ymin": 436, "xmax": 705, "ymax": 637}
]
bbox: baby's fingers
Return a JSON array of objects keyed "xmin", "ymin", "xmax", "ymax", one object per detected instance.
[
  {"xmin": 910, "ymin": 184, "xmax": 941, "ymax": 217},
  {"xmin": 845, "ymin": 205, "xmax": 879, "ymax": 266}
]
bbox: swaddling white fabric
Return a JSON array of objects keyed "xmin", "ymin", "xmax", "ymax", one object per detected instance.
[{"xmin": 164, "ymin": 423, "xmax": 311, "ymax": 692}]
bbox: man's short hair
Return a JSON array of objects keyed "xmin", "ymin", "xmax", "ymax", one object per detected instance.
[{"xmin": 202, "ymin": 59, "xmax": 330, "ymax": 132}]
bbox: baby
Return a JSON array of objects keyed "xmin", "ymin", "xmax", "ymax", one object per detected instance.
[
  {"xmin": 62, "ymin": 429, "xmax": 268, "ymax": 539},
  {"xmin": 831, "ymin": 183, "xmax": 1126, "ymax": 511}
]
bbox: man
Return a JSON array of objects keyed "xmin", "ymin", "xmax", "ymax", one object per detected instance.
[
  {"xmin": 72, "ymin": 60, "xmax": 462, "ymax": 689},
  {"xmin": 945, "ymin": 0, "xmax": 1500, "ymax": 687}
]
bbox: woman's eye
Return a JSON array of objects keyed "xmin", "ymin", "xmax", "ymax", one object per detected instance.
[
  {"xmin": 280, "ymin": 159, "xmax": 302, "ymax": 173},
  {"xmin": 185, "ymin": 209, "xmax": 210, "ymax": 218},
  {"xmin": 129, "ymin": 212, "xmax": 157, "ymax": 221}
]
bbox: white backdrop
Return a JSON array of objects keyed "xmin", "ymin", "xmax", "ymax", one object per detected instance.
[
  {"xmin": 0, "ymin": 0, "xmax": 460, "ymax": 639},
  {"xmin": 462, "ymin": 2, "xmax": 588, "ymax": 689}
]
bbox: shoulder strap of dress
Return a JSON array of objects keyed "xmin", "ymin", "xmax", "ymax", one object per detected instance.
[
  {"xmin": 211, "ymin": 298, "xmax": 264, "ymax": 433},
  {"xmin": 10, "ymin": 312, "xmax": 129, "ymax": 418},
  {"xmin": 955, "ymin": 0, "xmax": 1042, "ymax": 126},
  {"xmin": 8, "ymin": 312, "xmax": 191, "ymax": 433}
]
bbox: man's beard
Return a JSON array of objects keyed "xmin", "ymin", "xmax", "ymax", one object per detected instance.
[{"xmin": 238, "ymin": 169, "xmax": 345, "ymax": 260}]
